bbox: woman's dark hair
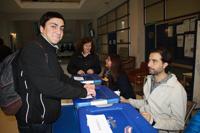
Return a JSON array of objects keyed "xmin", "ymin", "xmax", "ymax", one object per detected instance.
[
  {"xmin": 150, "ymin": 47, "xmax": 172, "ymax": 73},
  {"xmin": 109, "ymin": 54, "xmax": 124, "ymax": 81},
  {"xmin": 39, "ymin": 11, "xmax": 65, "ymax": 27},
  {"xmin": 76, "ymin": 37, "xmax": 95, "ymax": 54}
]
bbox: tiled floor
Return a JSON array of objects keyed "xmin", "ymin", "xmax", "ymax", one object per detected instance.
[{"xmin": 0, "ymin": 110, "xmax": 18, "ymax": 133}]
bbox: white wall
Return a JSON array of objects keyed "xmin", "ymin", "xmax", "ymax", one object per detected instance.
[{"xmin": 193, "ymin": 20, "xmax": 200, "ymax": 107}]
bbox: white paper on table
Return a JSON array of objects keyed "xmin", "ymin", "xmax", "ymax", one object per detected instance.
[
  {"xmin": 86, "ymin": 114, "xmax": 113, "ymax": 133},
  {"xmin": 91, "ymin": 99, "xmax": 108, "ymax": 106},
  {"xmin": 81, "ymin": 80, "xmax": 94, "ymax": 84},
  {"xmin": 73, "ymin": 76, "xmax": 84, "ymax": 81},
  {"xmin": 80, "ymin": 95, "xmax": 93, "ymax": 99}
]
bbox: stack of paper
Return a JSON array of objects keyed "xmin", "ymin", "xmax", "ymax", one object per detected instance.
[
  {"xmin": 73, "ymin": 76, "xmax": 84, "ymax": 81},
  {"xmin": 86, "ymin": 114, "xmax": 113, "ymax": 133}
]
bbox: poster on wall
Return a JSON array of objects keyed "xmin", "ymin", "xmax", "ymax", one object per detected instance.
[
  {"xmin": 190, "ymin": 18, "xmax": 196, "ymax": 31},
  {"xmin": 183, "ymin": 19, "xmax": 190, "ymax": 32},
  {"xmin": 176, "ymin": 24, "xmax": 184, "ymax": 34},
  {"xmin": 184, "ymin": 34, "xmax": 194, "ymax": 58},
  {"xmin": 177, "ymin": 35, "xmax": 184, "ymax": 47},
  {"xmin": 193, "ymin": 20, "xmax": 200, "ymax": 108},
  {"xmin": 167, "ymin": 26, "xmax": 173, "ymax": 37}
]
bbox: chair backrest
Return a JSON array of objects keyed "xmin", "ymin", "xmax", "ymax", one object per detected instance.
[
  {"xmin": 185, "ymin": 101, "xmax": 197, "ymax": 123},
  {"xmin": 137, "ymin": 62, "xmax": 148, "ymax": 76}
]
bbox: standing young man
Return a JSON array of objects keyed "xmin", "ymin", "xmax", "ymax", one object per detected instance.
[
  {"xmin": 16, "ymin": 12, "xmax": 96, "ymax": 133},
  {"xmin": 121, "ymin": 48, "xmax": 187, "ymax": 132}
]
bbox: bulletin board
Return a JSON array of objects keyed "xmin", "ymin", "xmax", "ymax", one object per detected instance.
[{"xmin": 156, "ymin": 16, "xmax": 198, "ymax": 66}]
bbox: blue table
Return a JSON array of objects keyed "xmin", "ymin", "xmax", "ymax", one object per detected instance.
[
  {"xmin": 52, "ymin": 105, "xmax": 79, "ymax": 133},
  {"xmin": 53, "ymin": 104, "xmax": 158, "ymax": 133},
  {"xmin": 78, "ymin": 103, "xmax": 158, "ymax": 133}
]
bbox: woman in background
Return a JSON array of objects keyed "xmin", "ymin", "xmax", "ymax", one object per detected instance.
[
  {"xmin": 103, "ymin": 54, "xmax": 135, "ymax": 99},
  {"xmin": 67, "ymin": 37, "xmax": 101, "ymax": 75}
]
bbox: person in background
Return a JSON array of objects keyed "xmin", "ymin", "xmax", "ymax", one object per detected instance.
[
  {"xmin": 16, "ymin": 11, "xmax": 96, "ymax": 133},
  {"xmin": 0, "ymin": 37, "xmax": 12, "ymax": 62},
  {"xmin": 121, "ymin": 48, "xmax": 187, "ymax": 132},
  {"xmin": 67, "ymin": 37, "xmax": 101, "ymax": 75},
  {"xmin": 102, "ymin": 54, "xmax": 135, "ymax": 99}
]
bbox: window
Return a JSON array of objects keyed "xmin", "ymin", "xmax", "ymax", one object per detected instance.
[{"xmin": 97, "ymin": 1, "xmax": 129, "ymax": 58}]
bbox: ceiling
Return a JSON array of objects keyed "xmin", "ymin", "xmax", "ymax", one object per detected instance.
[
  {"xmin": 0, "ymin": 0, "xmax": 125, "ymax": 20},
  {"xmin": 20, "ymin": 0, "xmax": 81, "ymax": 2}
]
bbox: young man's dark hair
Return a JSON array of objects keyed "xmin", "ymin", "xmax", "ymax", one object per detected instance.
[
  {"xmin": 39, "ymin": 11, "xmax": 65, "ymax": 27},
  {"xmin": 150, "ymin": 48, "xmax": 172, "ymax": 73}
]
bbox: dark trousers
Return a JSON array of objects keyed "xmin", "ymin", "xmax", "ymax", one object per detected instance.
[{"xmin": 17, "ymin": 120, "xmax": 52, "ymax": 133}]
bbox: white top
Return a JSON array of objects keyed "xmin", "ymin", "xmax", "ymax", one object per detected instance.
[{"xmin": 128, "ymin": 74, "xmax": 187, "ymax": 132}]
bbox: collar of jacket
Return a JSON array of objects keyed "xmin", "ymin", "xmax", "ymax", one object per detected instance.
[
  {"xmin": 36, "ymin": 35, "xmax": 57, "ymax": 53},
  {"xmin": 147, "ymin": 73, "xmax": 178, "ymax": 88}
]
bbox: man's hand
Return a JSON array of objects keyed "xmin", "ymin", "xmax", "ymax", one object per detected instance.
[
  {"xmin": 141, "ymin": 112, "xmax": 152, "ymax": 123},
  {"xmin": 83, "ymin": 84, "xmax": 96, "ymax": 97},
  {"xmin": 77, "ymin": 70, "xmax": 85, "ymax": 75},
  {"xmin": 87, "ymin": 69, "xmax": 94, "ymax": 74},
  {"xmin": 120, "ymin": 96, "xmax": 129, "ymax": 103}
]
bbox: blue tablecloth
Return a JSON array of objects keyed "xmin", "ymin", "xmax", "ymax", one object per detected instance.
[
  {"xmin": 52, "ymin": 105, "xmax": 79, "ymax": 133},
  {"xmin": 53, "ymin": 104, "xmax": 157, "ymax": 133},
  {"xmin": 78, "ymin": 103, "xmax": 158, "ymax": 133}
]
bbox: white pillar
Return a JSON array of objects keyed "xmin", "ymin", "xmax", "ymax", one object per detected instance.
[{"xmin": 129, "ymin": 0, "xmax": 145, "ymax": 67}]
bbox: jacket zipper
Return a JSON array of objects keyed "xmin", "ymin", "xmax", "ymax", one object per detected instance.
[
  {"xmin": 40, "ymin": 93, "xmax": 46, "ymax": 124},
  {"xmin": 21, "ymin": 70, "xmax": 30, "ymax": 124}
]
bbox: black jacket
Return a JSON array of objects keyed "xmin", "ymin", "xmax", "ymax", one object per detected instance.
[
  {"xmin": 103, "ymin": 69, "xmax": 135, "ymax": 99},
  {"xmin": 16, "ymin": 35, "xmax": 87, "ymax": 124},
  {"xmin": 67, "ymin": 52, "xmax": 101, "ymax": 75}
]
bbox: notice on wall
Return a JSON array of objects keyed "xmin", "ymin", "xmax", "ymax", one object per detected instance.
[
  {"xmin": 190, "ymin": 18, "xmax": 196, "ymax": 31},
  {"xmin": 183, "ymin": 19, "xmax": 190, "ymax": 32},
  {"xmin": 176, "ymin": 24, "xmax": 184, "ymax": 34},
  {"xmin": 167, "ymin": 26, "xmax": 173, "ymax": 37},
  {"xmin": 177, "ymin": 35, "xmax": 184, "ymax": 47},
  {"xmin": 184, "ymin": 34, "xmax": 194, "ymax": 58}
]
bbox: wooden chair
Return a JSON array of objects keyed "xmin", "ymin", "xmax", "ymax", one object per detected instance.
[
  {"xmin": 122, "ymin": 56, "xmax": 136, "ymax": 73},
  {"xmin": 185, "ymin": 101, "xmax": 197, "ymax": 124},
  {"xmin": 178, "ymin": 101, "xmax": 197, "ymax": 133},
  {"xmin": 127, "ymin": 62, "xmax": 148, "ymax": 96}
]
